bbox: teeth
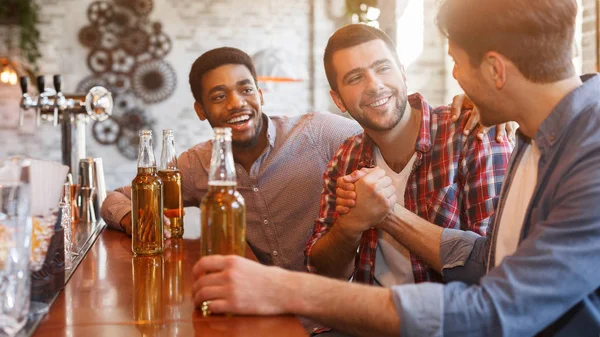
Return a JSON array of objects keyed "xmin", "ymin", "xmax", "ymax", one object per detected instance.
[
  {"xmin": 369, "ymin": 97, "xmax": 390, "ymax": 107},
  {"xmin": 226, "ymin": 115, "xmax": 250, "ymax": 124}
]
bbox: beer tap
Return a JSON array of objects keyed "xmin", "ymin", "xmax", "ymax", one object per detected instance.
[
  {"xmin": 36, "ymin": 76, "xmax": 49, "ymax": 127},
  {"xmin": 52, "ymin": 75, "xmax": 64, "ymax": 127},
  {"xmin": 17, "ymin": 74, "xmax": 113, "ymax": 182},
  {"xmin": 18, "ymin": 76, "xmax": 33, "ymax": 127}
]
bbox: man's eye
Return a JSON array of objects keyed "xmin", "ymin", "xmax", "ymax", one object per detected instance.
[
  {"xmin": 377, "ymin": 66, "xmax": 391, "ymax": 73},
  {"xmin": 348, "ymin": 75, "xmax": 362, "ymax": 84},
  {"xmin": 242, "ymin": 88, "xmax": 254, "ymax": 94},
  {"xmin": 212, "ymin": 94, "xmax": 225, "ymax": 101}
]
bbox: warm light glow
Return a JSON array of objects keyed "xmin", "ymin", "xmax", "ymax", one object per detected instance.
[
  {"xmin": 396, "ymin": 0, "xmax": 424, "ymax": 67},
  {"xmin": 0, "ymin": 58, "xmax": 18, "ymax": 85}
]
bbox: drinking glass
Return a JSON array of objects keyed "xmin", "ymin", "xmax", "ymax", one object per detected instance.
[{"xmin": 0, "ymin": 156, "xmax": 32, "ymax": 336}]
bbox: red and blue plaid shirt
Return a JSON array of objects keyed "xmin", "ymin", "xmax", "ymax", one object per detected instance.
[{"xmin": 305, "ymin": 93, "xmax": 513, "ymax": 284}]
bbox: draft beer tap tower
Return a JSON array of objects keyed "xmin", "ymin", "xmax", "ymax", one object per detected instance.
[{"xmin": 18, "ymin": 75, "xmax": 113, "ymax": 183}]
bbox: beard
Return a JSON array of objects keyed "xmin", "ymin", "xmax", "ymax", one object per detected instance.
[
  {"xmin": 346, "ymin": 90, "xmax": 408, "ymax": 132},
  {"xmin": 231, "ymin": 113, "xmax": 264, "ymax": 149}
]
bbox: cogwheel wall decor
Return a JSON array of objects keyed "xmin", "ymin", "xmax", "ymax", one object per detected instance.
[
  {"xmin": 92, "ymin": 116, "xmax": 121, "ymax": 145},
  {"xmin": 78, "ymin": 26, "xmax": 102, "ymax": 48},
  {"xmin": 87, "ymin": 48, "xmax": 113, "ymax": 73},
  {"xmin": 120, "ymin": 28, "xmax": 150, "ymax": 56},
  {"xmin": 87, "ymin": 1, "xmax": 114, "ymax": 26},
  {"xmin": 76, "ymin": 75, "xmax": 110, "ymax": 93},
  {"xmin": 131, "ymin": 59, "xmax": 176, "ymax": 104},
  {"xmin": 78, "ymin": 0, "xmax": 175, "ymax": 157}
]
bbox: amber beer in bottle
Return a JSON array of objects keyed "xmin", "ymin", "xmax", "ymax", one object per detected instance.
[
  {"xmin": 158, "ymin": 129, "xmax": 184, "ymax": 238},
  {"xmin": 200, "ymin": 128, "xmax": 246, "ymax": 256},
  {"xmin": 131, "ymin": 130, "xmax": 164, "ymax": 255}
]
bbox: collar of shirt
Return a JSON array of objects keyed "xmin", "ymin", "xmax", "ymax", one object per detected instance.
[
  {"xmin": 357, "ymin": 93, "xmax": 433, "ymax": 168},
  {"xmin": 535, "ymin": 74, "xmax": 600, "ymax": 154}
]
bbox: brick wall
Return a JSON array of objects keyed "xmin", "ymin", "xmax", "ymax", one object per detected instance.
[
  {"xmin": 0, "ymin": 0, "xmax": 596, "ymax": 189},
  {"xmin": 0, "ymin": 0, "xmax": 340, "ymax": 189}
]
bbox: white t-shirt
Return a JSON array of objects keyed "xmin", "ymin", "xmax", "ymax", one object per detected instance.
[
  {"xmin": 373, "ymin": 147, "xmax": 417, "ymax": 287},
  {"xmin": 495, "ymin": 141, "xmax": 541, "ymax": 265}
]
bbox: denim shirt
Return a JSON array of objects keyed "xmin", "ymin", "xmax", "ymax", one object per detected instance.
[{"xmin": 391, "ymin": 74, "xmax": 600, "ymax": 337}]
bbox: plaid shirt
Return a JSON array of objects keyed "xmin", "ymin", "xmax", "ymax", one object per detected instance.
[{"xmin": 305, "ymin": 93, "xmax": 513, "ymax": 285}]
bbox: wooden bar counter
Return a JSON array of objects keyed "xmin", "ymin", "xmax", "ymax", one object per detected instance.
[{"xmin": 32, "ymin": 226, "xmax": 307, "ymax": 336}]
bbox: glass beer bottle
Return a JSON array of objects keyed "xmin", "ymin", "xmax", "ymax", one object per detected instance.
[
  {"xmin": 158, "ymin": 129, "xmax": 184, "ymax": 238},
  {"xmin": 200, "ymin": 128, "xmax": 246, "ymax": 256},
  {"xmin": 131, "ymin": 130, "xmax": 164, "ymax": 255}
]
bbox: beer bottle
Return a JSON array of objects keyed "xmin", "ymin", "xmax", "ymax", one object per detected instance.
[
  {"xmin": 131, "ymin": 130, "xmax": 164, "ymax": 255},
  {"xmin": 200, "ymin": 128, "xmax": 246, "ymax": 256},
  {"xmin": 158, "ymin": 129, "xmax": 184, "ymax": 238}
]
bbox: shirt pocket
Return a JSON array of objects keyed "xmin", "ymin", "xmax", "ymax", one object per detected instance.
[{"xmin": 425, "ymin": 183, "xmax": 461, "ymax": 229}]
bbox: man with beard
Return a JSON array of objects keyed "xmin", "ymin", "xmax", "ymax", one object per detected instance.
[
  {"xmin": 191, "ymin": 1, "xmax": 600, "ymax": 336},
  {"xmin": 101, "ymin": 47, "xmax": 362, "ymax": 272},
  {"xmin": 304, "ymin": 23, "xmax": 512, "ymax": 296},
  {"xmin": 101, "ymin": 47, "xmax": 506, "ymax": 273}
]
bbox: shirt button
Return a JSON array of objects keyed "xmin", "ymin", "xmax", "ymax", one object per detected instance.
[
  {"xmin": 263, "ymin": 219, "xmax": 268, "ymax": 225},
  {"xmin": 272, "ymin": 250, "xmax": 278, "ymax": 257},
  {"xmin": 253, "ymin": 187, "xmax": 259, "ymax": 192}
]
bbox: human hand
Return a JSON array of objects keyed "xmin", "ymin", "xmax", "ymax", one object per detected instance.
[
  {"xmin": 450, "ymin": 93, "xmax": 518, "ymax": 143},
  {"xmin": 192, "ymin": 255, "xmax": 289, "ymax": 315},
  {"xmin": 334, "ymin": 169, "xmax": 369, "ymax": 214},
  {"xmin": 337, "ymin": 167, "xmax": 396, "ymax": 236}
]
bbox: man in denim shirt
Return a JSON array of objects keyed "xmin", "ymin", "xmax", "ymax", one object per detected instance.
[{"xmin": 189, "ymin": 0, "xmax": 600, "ymax": 336}]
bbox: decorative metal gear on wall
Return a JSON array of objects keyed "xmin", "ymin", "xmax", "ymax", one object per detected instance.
[
  {"xmin": 92, "ymin": 116, "xmax": 121, "ymax": 145},
  {"xmin": 131, "ymin": 59, "xmax": 176, "ymax": 104},
  {"xmin": 78, "ymin": 0, "xmax": 175, "ymax": 159}
]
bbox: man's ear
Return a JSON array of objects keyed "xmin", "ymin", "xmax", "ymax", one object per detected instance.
[
  {"xmin": 484, "ymin": 51, "xmax": 506, "ymax": 90},
  {"xmin": 330, "ymin": 90, "xmax": 347, "ymax": 113},
  {"xmin": 258, "ymin": 87, "xmax": 264, "ymax": 105},
  {"xmin": 194, "ymin": 101, "xmax": 207, "ymax": 121},
  {"xmin": 400, "ymin": 63, "xmax": 407, "ymax": 82}
]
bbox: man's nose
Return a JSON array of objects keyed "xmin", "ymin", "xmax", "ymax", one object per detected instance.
[
  {"xmin": 227, "ymin": 92, "xmax": 247, "ymax": 110},
  {"xmin": 365, "ymin": 71, "xmax": 385, "ymax": 95}
]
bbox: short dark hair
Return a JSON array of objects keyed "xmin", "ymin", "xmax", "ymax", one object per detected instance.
[
  {"xmin": 324, "ymin": 24, "xmax": 400, "ymax": 93},
  {"xmin": 436, "ymin": 0, "xmax": 577, "ymax": 83},
  {"xmin": 188, "ymin": 47, "xmax": 258, "ymax": 104}
]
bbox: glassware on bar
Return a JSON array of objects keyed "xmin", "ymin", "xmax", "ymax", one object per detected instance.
[
  {"xmin": 131, "ymin": 130, "xmax": 163, "ymax": 255},
  {"xmin": 0, "ymin": 156, "xmax": 32, "ymax": 337},
  {"xmin": 158, "ymin": 129, "xmax": 184, "ymax": 238},
  {"xmin": 60, "ymin": 182, "xmax": 73, "ymax": 269},
  {"xmin": 200, "ymin": 128, "xmax": 246, "ymax": 257}
]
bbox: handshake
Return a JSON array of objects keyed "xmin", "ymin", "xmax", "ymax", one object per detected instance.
[{"xmin": 333, "ymin": 167, "xmax": 398, "ymax": 238}]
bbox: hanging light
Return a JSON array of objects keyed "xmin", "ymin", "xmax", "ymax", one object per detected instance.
[{"xmin": 0, "ymin": 58, "xmax": 19, "ymax": 86}]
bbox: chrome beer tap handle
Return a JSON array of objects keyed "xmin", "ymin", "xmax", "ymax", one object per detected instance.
[
  {"xmin": 18, "ymin": 76, "xmax": 33, "ymax": 127},
  {"xmin": 53, "ymin": 74, "xmax": 65, "ymax": 127},
  {"xmin": 36, "ymin": 76, "xmax": 48, "ymax": 127}
]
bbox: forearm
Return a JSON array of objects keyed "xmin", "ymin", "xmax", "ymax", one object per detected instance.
[
  {"xmin": 381, "ymin": 205, "xmax": 443, "ymax": 273},
  {"xmin": 308, "ymin": 219, "xmax": 361, "ymax": 279},
  {"xmin": 283, "ymin": 270, "xmax": 400, "ymax": 337},
  {"xmin": 100, "ymin": 186, "xmax": 132, "ymax": 231}
]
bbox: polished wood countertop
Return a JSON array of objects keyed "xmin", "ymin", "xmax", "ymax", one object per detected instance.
[{"xmin": 32, "ymin": 228, "xmax": 307, "ymax": 337}]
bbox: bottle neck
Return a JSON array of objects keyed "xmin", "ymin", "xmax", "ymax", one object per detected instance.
[
  {"xmin": 208, "ymin": 133, "xmax": 237, "ymax": 184},
  {"xmin": 160, "ymin": 134, "xmax": 178, "ymax": 170},
  {"xmin": 138, "ymin": 135, "xmax": 157, "ymax": 169}
]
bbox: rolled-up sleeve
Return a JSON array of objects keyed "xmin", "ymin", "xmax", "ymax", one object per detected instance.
[
  {"xmin": 391, "ymin": 283, "xmax": 444, "ymax": 337},
  {"xmin": 440, "ymin": 229, "xmax": 489, "ymax": 285}
]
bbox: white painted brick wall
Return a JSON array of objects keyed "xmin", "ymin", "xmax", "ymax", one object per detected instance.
[{"xmin": 0, "ymin": 0, "xmax": 595, "ymax": 190}]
